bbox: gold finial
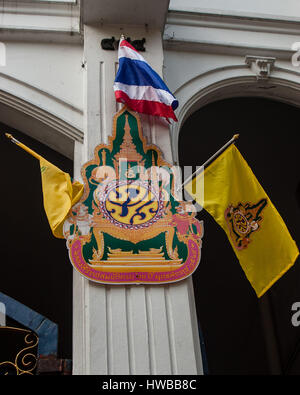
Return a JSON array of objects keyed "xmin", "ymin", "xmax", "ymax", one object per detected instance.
[{"xmin": 5, "ymin": 133, "xmax": 20, "ymax": 145}]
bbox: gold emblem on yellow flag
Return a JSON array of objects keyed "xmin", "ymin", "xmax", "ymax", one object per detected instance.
[{"xmin": 225, "ymin": 198, "xmax": 267, "ymax": 250}]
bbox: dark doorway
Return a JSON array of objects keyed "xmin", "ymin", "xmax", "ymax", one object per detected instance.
[
  {"xmin": 179, "ymin": 97, "xmax": 300, "ymax": 374},
  {"xmin": 0, "ymin": 125, "xmax": 73, "ymax": 359}
]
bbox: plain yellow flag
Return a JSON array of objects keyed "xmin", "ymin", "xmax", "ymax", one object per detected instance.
[
  {"xmin": 6, "ymin": 134, "xmax": 84, "ymax": 239},
  {"xmin": 185, "ymin": 144, "xmax": 299, "ymax": 297},
  {"xmin": 40, "ymin": 157, "xmax": 83, "ymax": 238}
]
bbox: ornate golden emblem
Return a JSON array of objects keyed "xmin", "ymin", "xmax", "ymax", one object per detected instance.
[{"xmin": 64, "ymin": 107, "xmax": 203, "ymax": 284}]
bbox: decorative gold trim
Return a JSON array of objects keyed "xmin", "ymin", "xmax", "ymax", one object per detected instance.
[
  {"xmin": 0, "ymin": 327, "xmax": 38, "ymax": 375},
  {"xmin": 89, "ymin": 245, "xmax": 182, "ymax": 267}
]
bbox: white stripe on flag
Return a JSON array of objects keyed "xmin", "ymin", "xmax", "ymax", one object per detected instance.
[
  {"xmin": 113, "ymin": 82, "xmax": 175, "ymax": 106},
  {"xmin": 118, "ymin": 45, "xmax": 146, "ymax": 62}
]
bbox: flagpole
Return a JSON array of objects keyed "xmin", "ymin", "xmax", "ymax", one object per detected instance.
[
  {"xmin": 5, "ymin": 133, "xmax": 41, "ymax": 160},
  {"xmin": 177, "ymin": 133, "xmax": 239, "ymax": 192}
]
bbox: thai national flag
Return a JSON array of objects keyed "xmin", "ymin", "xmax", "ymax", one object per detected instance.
[{"xmin": 114, "ymin": 38, "xmax": 178, "ymax": 121}]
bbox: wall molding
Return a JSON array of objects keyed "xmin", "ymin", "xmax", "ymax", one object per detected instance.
[
  {"xmin": 170, "ymin": 65, "xmax": 300, "ymax": 164},
  {"xmin": 164, "ymin": 38, "xmax": 294, "ymax": 60},
  {"xmin": 0, "ymin": 0, "xmax": 80, "ymax": 34},
  {"xmin": 164, "ymin": 10, "xmax": 299, "ymax": 60},
  {"xmin": 245, "ymin": 55, "xmax": 276, "ymax": 80},
  {"xmin": 0, "ymin": 89, "xmax": 83, "ymax": 143},
  {"xmin": 166, "ymin": 10, "xmax": 300, "ymax": 36}
]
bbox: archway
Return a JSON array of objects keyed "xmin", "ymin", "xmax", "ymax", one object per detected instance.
[
  {"xmin": 0, "ymin": 112, "xmax": 75, "ymax": 362},
  {"xmin": 179, "ymin": 97, "xmax": 300, "ymax": 374},
  {"xmin": 171, "ymin": 66, "xmax": 300, "ymax": 164}
]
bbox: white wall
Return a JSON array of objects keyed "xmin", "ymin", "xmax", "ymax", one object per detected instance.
[
  {"xmin": 0, "ymin": 39, "xmax": 83, "ymax": 157},
  {"xmin": 169, "ymin": 0, "xmax": 300, "ymax": 19},
  {"xmin": 0, "ymin": 41, "xmax": 83, "ymax": 130},
  {"xmin": 0, "ymin": 0, "xmax": 82, "ymax": 158}
]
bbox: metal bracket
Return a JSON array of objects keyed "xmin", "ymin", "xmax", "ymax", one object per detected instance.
[{"xmin": 101, "ymin": 37, "xmax": 146, "ymax": 51}]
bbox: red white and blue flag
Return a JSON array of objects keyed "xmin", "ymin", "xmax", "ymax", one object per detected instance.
[{"xmin": 113, "ymin": 38, "xmax": 178, "ymax": 122}]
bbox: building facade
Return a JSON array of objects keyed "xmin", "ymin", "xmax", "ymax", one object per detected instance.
[{"xmin": 1, "ymin": 0, "xmax": 300, "ymax": 375}]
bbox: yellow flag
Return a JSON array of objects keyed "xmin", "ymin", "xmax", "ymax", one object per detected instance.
[
  {"xmin": 40, "ymin": 157, "xmax": 83, "ymax": 238},
  {"xmin": 185, "ymin": 144, "xmax": 299, "ymax": 297},
  {"xmin": 5, "ymin": 134, "xmax": 84, "ymax": 239}
]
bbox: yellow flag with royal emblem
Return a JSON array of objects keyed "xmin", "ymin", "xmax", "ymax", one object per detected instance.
[
  {"xmin": 185, "ymin": 144, "xmax": 299, "ymax": 297},
  {"xmin": 5, "ymin": 133, "xmax": 84, "ymax": 239}
]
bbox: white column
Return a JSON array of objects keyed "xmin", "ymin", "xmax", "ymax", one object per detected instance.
[
  {"xmin": 0, "ymin": 302, "xmax": 6, "ymax": 326},
  {"xmin": 72, "ymin": 23, "xmax": 203, "ymax": 375}
]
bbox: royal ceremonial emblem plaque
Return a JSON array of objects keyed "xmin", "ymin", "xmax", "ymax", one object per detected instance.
[{"xmin": 63, "ymin": 107, "xmax": 203, "ymax": 284}]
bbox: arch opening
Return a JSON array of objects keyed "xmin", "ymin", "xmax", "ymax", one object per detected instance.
[
  {"xmin": 0, "ymin": 89, "xmax": 83, "ymax": 160},
  {"xmin": 0, "ymin": 115, "xmax": 74, "ymax": 361},
  {"xmin": 179, "ymin": 96, "xmax": 300, "ymax": 374},
  {"xmin": 172, "ymin": 69, "xmax": 300, "ymax": 164}
]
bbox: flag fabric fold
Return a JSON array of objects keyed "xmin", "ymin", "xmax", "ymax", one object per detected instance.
[
  {"xmin": 185, "ymin": 144, "xmax": 299, "ymax": 297},
  {"xmin": 40, "ymin": 157, "xmax": 83, "ymax": 238},
  {"xmin": 7, "ymin": 136, "xmax": 84, "ymax": 239},
  {"xmin": 114, "ymin": 38, "xmax": 178, "ymax": 121}
]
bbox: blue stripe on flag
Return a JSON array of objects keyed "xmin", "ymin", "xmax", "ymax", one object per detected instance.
[{"xmin": 115, "ymin": 57, "xmax": 174, "ymax": 97}]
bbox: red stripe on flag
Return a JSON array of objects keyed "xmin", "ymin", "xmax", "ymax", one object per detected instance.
[
  {"xmin": 115, "ymin": 90, "xmax": 178, "ymax": 121},
  {"xmin": 120, "ymin": 39, "xmax": 139, "ymax": 53}
]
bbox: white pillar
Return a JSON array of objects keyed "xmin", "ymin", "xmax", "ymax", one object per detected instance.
[
  {"xmin": 0, "ymin": 302, "xmax": 5, "ymax": 326},
  {"xmin": 72, "ymin": 23, "xmax": 203, "ymax": 375}
]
